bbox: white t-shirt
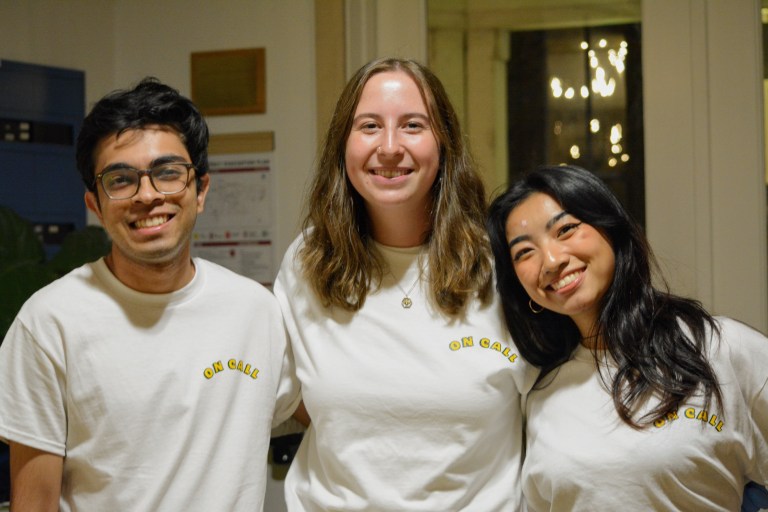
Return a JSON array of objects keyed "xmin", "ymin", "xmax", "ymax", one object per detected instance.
[
  {"xmin": 275, "ymin": 236, "xmax": 537, "ymax": 511},
  {"xmin": 0, "ymin": 258, "xmax": 300, "ymax": 511},
  {"xmin": 522, "ymin": 317, "xmax": 768, "ymax": 511}
]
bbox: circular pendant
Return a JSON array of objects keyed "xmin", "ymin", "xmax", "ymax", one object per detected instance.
[{"xmin": 401, "ymin": 297, "xmax": 413, "ymax": 309}]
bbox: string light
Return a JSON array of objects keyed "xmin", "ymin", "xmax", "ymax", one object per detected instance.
[
  {"xmin": 551, "ymin": 77, "xmax": 563, "ymax": 98},
  {"xmin": 610, "ymin": 124, "xmax": 623, "ymax": 144},
  {"xmin": 547, "ymin": 37, "xmax": 632, "ymax": 169},
  {"xmin": 570, "ymin": 145, "xmax": 581, "ymax": 159}
]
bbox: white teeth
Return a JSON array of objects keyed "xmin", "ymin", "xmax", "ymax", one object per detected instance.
[
  {"xmin": 373, "ymin": 168, "xmax": 411, "ymax": 178},
  {"xmin": 552, "ymin": 271, "xmax": 580, "ymax": 291},
  {"xmin": 134, "ymin": 215, "xmax": 168, "ymax": 229}
]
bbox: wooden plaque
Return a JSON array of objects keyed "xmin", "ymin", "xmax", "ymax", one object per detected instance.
[
  {"xmin": 191, "ymin": 48, "xmax": 265, "ymax": 115},
  {"xmin": 208, "ymin": 131, "xmax": 274, "ymax": 155}
]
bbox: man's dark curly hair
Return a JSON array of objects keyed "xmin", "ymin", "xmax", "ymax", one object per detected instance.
[{"xmin": 76, "ymin": 77, "xmax": 209, "ymax": 193}]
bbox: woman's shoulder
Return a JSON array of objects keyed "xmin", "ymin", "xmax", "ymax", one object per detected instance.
[
  {"xmin": 275, "ymin": 232, "xmax": 310, "ymax": 293},
  {"xmin": 278, "ymin": 232, "xmax": 308, "ymax": 269},
  {"xmin": 710, "ymin": 316, "xmax": 768, "ymax": 366},
  {"xmin": 713, "ymin": 316, "xmax": 766, "ymax": 343}
]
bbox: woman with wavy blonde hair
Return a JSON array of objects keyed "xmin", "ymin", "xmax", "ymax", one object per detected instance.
[{"xmin": 274, "ymin": 57, "xmax": 535, "ymax": 511}]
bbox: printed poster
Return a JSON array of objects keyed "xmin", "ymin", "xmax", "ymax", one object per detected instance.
[{"xmin": 192, "ymin": 152, "xmax": 274, "ymax": 285}]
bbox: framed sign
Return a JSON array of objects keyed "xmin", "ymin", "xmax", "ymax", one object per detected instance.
[{"xmin": 191, "ymin": 48, "xmax": 266, "ymax": 115}]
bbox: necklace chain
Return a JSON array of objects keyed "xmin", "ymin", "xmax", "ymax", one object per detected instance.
[{"xmin": 390, "ymin": 266, "xmax": 423, "ymax": 309}]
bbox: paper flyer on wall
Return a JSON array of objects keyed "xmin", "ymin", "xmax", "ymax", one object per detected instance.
[{"xmin": 192, "ymin": 152, "xmax": 274, "ymax": 286}]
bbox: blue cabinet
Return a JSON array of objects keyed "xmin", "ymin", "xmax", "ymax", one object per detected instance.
[{"xmin": 0, "ymin": 60, "xmax": 85, "ymax": 257}]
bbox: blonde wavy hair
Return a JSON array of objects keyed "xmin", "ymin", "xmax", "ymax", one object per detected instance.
[{"xmin": 300, "ymin": 57, "xmax": 492, "ymax": 316}]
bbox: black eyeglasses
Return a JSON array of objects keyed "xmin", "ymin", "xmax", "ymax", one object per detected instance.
[{"xmin": 95, "ymin": 162, "xmax": 195, "ymax": 200}]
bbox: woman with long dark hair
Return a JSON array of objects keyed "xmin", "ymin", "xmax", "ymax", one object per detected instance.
[{"xmin": 487, "ymin": 164, "xmax": 768, "ymax": 510}]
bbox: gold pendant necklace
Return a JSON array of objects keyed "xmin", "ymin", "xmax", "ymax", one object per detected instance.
[{"xmin": 391, "ymin": 267, "xmax": 422, "ymax": 309}]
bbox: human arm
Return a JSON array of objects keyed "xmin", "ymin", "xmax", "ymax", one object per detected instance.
[
  {"xmin": 745, "ymin": 382, "xmax": 768, "ymax": 512},
  {"xmin": 9, "ymin": 441, "xmax": 62, "ymax": 512},
  {"xmin": 272, "ymin": 240, "xmax": 307, "ymax": 428},
  {"xmin": 731, "ymin": 319, "xmax": 768, "ymax": 511},
  {"xmin": 293, "ymin": 400, "xmax": 311, "ymax": 427}
]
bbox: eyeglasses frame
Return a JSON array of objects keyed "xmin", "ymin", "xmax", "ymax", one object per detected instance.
[{"xmin": 94, "ymin": 162, "xmax": 197, "ymax": 200}]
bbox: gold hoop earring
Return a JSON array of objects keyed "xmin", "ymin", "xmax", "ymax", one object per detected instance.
[{"xmin": 528, "ymin": 299, "xmax": 544, "ymax": 314}]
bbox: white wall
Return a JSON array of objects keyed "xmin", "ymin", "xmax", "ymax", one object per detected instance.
[
  {"xmin": 643, "ymin": 0, "xmax": 767, "ymax": 331},
  {"xmin": 0, "ymin": 0, "xmax": 317, "ymax": 277}
]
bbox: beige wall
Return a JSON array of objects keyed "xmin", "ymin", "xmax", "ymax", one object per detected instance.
[
  {"xmin": 344, "ymin": 0, "xmax": 428, "ymax": 73},
  {"xmin": 643, "ymin": 0, "xmax": 767, "ymax": 331},
  {"xmin": 0, "ymin": 1, "xmax": 115, "ymax": 107},
  {"xmin": 0, "ymin": 0, "xmax": 317, "ymax": 282}
]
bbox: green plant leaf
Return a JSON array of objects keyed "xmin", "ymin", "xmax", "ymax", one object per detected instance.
[
  {"xmin": 48, "ymin": 226, "xmax": 111, "ymax": 277},
  {"xmin": 0, "ymin": 261, "xmax": 57, "ymax": 341},
  {"xmin": 0, "ymin": 207, "xmax": 110, "ymax": 342},
  {"xmin": 0, "ymin": 206, "xmax": 44, "ymax": 268}
]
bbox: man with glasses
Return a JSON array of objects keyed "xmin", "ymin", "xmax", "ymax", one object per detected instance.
[{"xmin": 0, "ymin": 78, "xmax": 299, "ymax": 510}]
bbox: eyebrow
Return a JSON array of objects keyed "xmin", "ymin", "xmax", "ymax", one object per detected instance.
[
  {"xmin": 99, "ymin": 154, "xmax": 188, "ymax": 173},
  {"xmin": 352, "ymin": 112, "xmax": 431, "ymax": 123},
  {"xmin": 507, "ymin": 210, "xmax": 569, "ymax": 248},
  {"xmin": 546, "ymin": 211, "xmax": 569, "ymax": 230}
]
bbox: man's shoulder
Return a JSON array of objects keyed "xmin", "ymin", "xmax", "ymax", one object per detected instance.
[
  {"xmin": 27, "ymin": 261, "xmax": 98, "ymax": 300},
  {"xmin": 194, "ymin": 258, "xmax": 273, "ymax": 297},
  {"xmin": 12, "ymin": 262, "xmax": 100, "ymax": 323}
]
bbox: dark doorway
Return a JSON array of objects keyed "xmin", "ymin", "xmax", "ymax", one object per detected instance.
[{"xmin": 508, "ymin": 24, "xmax": 645, "ymax": 226}]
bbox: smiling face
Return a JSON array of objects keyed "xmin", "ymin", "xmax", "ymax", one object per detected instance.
[
  {"xmin": 505, "ymin": 192, "xmax": 615, "ymax": 336},
  {"xmin": 344, "ymin": 70, "xmax": 440, "ymax": 222},
  {"xmin": 85, "ymin": 126, "xmax": 209, "ymax": 276}
]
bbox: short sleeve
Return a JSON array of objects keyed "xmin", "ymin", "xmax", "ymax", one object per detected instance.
[
  {"xmin": 0, "ymin": 317, "xmax": 67, "ymax": 455},
  {"xmin": 720, "ymin": 318, "xmax": 768, "ymax": 485},
  {"xmin": 749, "ymin": 374, "xmax": 768, "ymax": 483}
]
